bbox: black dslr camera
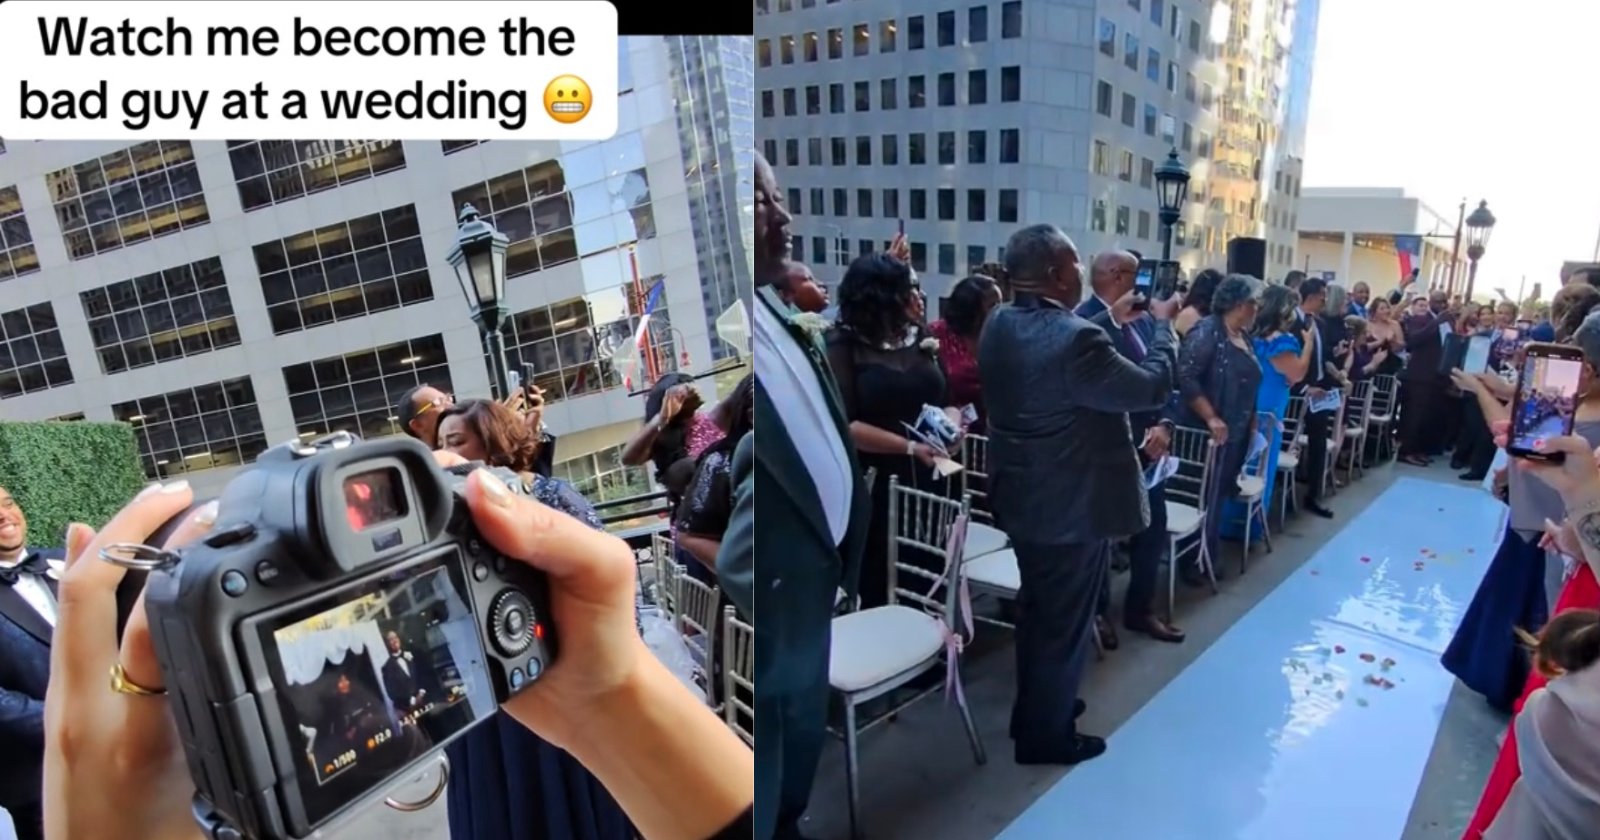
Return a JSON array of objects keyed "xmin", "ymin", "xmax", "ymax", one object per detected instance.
[{"xmin": 126, "ymin": 432, "xmax": 556, "ymax": 840}]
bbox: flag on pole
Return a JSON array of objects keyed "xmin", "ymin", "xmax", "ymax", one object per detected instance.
[
  {"xmin": 1394, "ymin": 235, "xmax": 1423, "ymax": 280},
  {"xmin": 620, "ymin": 281, "xmax": 665, "ymax": 390}
]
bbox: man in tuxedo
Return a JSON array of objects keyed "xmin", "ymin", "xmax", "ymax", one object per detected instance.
[
  {"xmin": 0, "ymin": 487, "xmax": 63, "ymax": 840},
  {"xmin": 1397, "ymin": 290, "xmax": 1456, "ymax": 466},
  {"xmin": 979, "ymin": 226, "xmax": 1179, "ymax": 765},
  {"xmin": 380, "ymin": 630, "xmax": 434, "ymax": 717},
  {"xmin": 739, "ymin": 152, "xmax": 871, "ymax": 840},
  {"xmin": 1077, "ymin": 252, "xmax": 1185, "ymax": 644},
  {"xmin": 1292, "ymin": 279, "xmax": 1338, "ymax": 518}
]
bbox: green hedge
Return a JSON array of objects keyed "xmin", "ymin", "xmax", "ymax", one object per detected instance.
[{"xmin": 0, "ymin": 421, "xmax": 147, "ymax": 548}]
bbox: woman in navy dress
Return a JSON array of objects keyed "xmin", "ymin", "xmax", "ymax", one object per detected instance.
[{"xmin": 435, "ymin": 401, "xmax": 636, "ymax": 840}]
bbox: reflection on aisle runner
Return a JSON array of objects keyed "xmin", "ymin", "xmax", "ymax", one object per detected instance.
[{"xmin": 998, "ymin": 478, "xmax": 1504, "ymax": 840}]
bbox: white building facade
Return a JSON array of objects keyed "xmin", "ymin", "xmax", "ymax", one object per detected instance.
[
  {"xmin": 755, "ymin": 0, "xmax": 1319, "ymax": 306},
  {"xmin": 0, "ymin": 36, "xmax": 752, "ymax": 498},
  {"xmin": 1296, "ymin": 186, "xmax": 1468, "ymax": 299}
]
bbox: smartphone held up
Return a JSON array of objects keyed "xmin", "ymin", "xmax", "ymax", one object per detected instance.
[{"xmin": 1507, "ymin": 342, "xmax": 1584, "ymax": 463}]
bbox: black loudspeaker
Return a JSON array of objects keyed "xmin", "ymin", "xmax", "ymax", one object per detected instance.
[{"xmin": 1226, "ymin": 237, "xmax": 1267, "ymax": 280}]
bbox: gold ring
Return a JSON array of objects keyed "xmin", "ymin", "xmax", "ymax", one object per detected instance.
[{"xmin": 109, "ymin": 663, "xmax": 166, "ymax": 697}]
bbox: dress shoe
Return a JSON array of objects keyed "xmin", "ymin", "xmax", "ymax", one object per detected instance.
[
  {"xmin": 1449, "ymin": 459, "xmax": 1468, "ymax": 471},
  {"xmin": 1094, "ymin": 615, "xmax": 1120, "ymax": 650},
  {"xmin": 1073, "ymin": 698, "xmax": 1087, "ymax": 720},
  {"xmin": 1459, "ymin": 471, "xmax": 1486, "ymax": 481},
  {"xmin": 1305, "ymin": 502, "xmax": 1334, "ymax": 519},
  {"xmin": 1125, "ymin": 615, "xmax": 1186, "ymax": 643},
  {"xmin": 1015, "ymin": 734, "xmax": 1107, "ymax": 766}
]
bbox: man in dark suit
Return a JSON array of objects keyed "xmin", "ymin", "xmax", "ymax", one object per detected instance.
[
  {"xmin": 736, "ymin": 152, "xmax": 871, "ymax": 840},
  {"xmin": 380, "ymin": 630, "xmax": 437, "ymax": 717},
  {"xmin": 0, "ymin": 486, "xmax": 64, "ymax": 840},
  {"xmin": 979, "ymin": 226, "xmax": 1179, "ymax": 765},
  {"xmin": 1292, "ymin": 278, "xmax": 1338, "ymax": 518},
  {"xmin": 1397, "ymin": 290, "xmax": 1456, "ymax": 466},
  {"xmin": 1077, "ymin": 251, "xmax": 1185, "ymax": 644}
]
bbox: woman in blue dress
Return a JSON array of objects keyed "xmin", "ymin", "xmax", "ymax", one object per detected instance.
[
  {"xmin": 435, "ymin": 399, "xmax": 636, "ymax": 840},
  {"xmin": 1222, "ymin": 284, "xmax": 1314, "ymax": 542}
]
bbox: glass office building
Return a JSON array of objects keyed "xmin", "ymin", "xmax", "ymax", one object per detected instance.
[{"xmin": 0, "ymin": 36, "xmax": 753, "ymax": 499}]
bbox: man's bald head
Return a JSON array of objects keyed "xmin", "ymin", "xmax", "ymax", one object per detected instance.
[{"xmin": 1090, "ymin": 251, "xmax": 1138, "ymax": 300}]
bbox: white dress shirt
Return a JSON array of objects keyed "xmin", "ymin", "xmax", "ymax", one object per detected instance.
[
  {"xmin": 0, "ymin": 553, "xmax": 57, "ymax": 628},
  {"xmin": 754, "ymin": 299, "xmax": 853, "ymax": 544}
]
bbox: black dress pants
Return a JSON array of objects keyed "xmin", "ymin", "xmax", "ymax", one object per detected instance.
[
  {"xmin": 1399, "ymin": 379, "xmax": 1442, "ymax": 457},
  {"xmin": 1302, "ymin": 408, "xmax": 1333, "ymax": 505},
  {"xmin": 1452, "ymin": 396, "xmax": 1497, "ymax": 476},
  {"xmin": 1010, "ymin": 539, "xmax": 1108, "ymax": 749},
  {"xmin": 1097, "ymin": 482, "xmax": 1169, "ymax": 620}
]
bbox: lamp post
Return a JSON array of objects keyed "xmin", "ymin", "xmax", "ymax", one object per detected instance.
[
  {"xmin": 1463, "ymin": 199, "xmax": 1496, "ymax": 303},
  {"xmin": 445, "ymin": 203, "xmax": 513, "ymax": 399},
  {"xmin": 1153, "ymin": 149, "xmax": 1191, "ymax": 262}
]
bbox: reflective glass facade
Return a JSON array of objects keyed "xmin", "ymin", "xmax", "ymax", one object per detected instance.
[
  {"xmin": 113, "ymin": 377, "xmax": 267, "ymax": 479},
  {"xmin": 81, "ymin": 256, "xmax": 240, "ymax": 374},
  {"xmin": 282, "ymin": 334, "xmax": 454, "ymax": 441},
  {"xmin": 0, "ymin": 185, "xmax": 39, "ymax": 282},
  {"xmin": 0, "ymin": 302, "xmax": 72, "ymax": 397},
  {"xmin": 226, "ymin": 140, "xmax": 406, "ymax": 211},
  {"xmin": 46, "ymin": 141, "xmax": 208, "ymax": 260},
  {"xmin": 254, "ymin": 205, "xmax": 433, "ymax": 334}
]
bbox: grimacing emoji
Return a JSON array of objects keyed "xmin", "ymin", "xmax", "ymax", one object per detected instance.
[{"xmin": 543, "ymin": 75, "xmax": 592, "ymax": 124}]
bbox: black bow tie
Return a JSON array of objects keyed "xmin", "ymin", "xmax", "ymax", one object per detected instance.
[{"xmin": 0, "ymin": 553, "xmax": 48, "ymax": 586}]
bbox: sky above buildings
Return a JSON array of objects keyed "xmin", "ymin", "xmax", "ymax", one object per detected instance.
[{"xmin": 1303, "ymin": 0, "xmax": 1597, "ymax": 301}]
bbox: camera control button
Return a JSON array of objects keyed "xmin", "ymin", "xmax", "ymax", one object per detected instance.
[
  {"xmin": 205, "ymin": 523, "xmax": 256, "ymax": 549},
  {"xmin": 472, "ymin": 562, "xmax": 489, "ymax": 582},
  {"xmin": 526, "ymin": 657, "xmax": 542, "ymax": 680},
  {"xmin": 509, "ymin": 667, "xmax": 525, "ymax": 690},
  {"xmin": 254, "ymin": 560, "xmax": 280, "ymax": 586},
  {"xmin": 220, "ymin": 570, "xmax": 249, "ymax": 597},
  {"xmin": 489, "ymin": 589, "xmax": 535, "ymax": 657}
]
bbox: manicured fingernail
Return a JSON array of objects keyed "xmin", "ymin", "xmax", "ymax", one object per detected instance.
[
  {"xmin": 159, "ymin": 479, "xmax": 191, "ymax": 494},
  {"xmin": 193, "ymin": 500, "xmax": 220, "ymax": 526},
  {"xmin": 475, "ymin": 469, "xmax": 512, "ymax": 507},
  {"xmin": 135, "ymin": 483, "xmax": 162, "ymax": 500}
]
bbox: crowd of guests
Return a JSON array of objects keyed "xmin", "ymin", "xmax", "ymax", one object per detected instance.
[
  {"xmin": 754, "ymin": 145, "xmax": 1600, "ymax": 839},
  {"xmin": 1, "ymin": 372, "xmax": 756, "ymax": 840}
]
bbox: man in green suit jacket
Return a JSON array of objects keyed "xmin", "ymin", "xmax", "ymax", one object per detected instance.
[{"xmin": 720, "ymin": 153, "xmax": 870, "ymax": 840}]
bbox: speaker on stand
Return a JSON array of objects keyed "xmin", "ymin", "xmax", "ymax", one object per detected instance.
[{"xmin": 1226, "ymin": 237, "xmax": 1267, "ymax": 281}]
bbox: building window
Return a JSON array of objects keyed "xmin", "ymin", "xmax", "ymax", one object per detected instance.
[
  {"xmin": 1146, "ymin": 48, "xmax": 1160, "ymax": 82},
  {"xmin": 1166, "ymin": 61, "xmax": 1177, "ymax": 93},
  {"xmin": 1092, "ymin": 140, "xmax": 1111, "ymax": 176},
  {"xmin": 760, "ymin": 90, "xmax": 774, "ymax": 118},
  {"xmin": 853, "ymin": 23, "xmax": 869, "ymax": 55},
  {"xmin": 938, "ymin": 72, "xmax": 956, "ymax": 106},
  {"xmin": 808, "ymin": 188, "xmax": 824, "ymax": 214},
  {"xmin": 803, "ymin": 31, "xmax": 819, "ymax": 61},
  {"xmin": 857, "ymin": 189, "xmax": 873, "ymax": 217},
  {"xmin": 1116, "ymin": 205, "xmax": 1130, "ymax": 235},
  {"xmin": 782, "ymin": 88, "xmax": 797, "ymax": 116},
  {"xmin": 832, "ymin": 188, "xmax": 847, "ymax": 215},
  {"xmin": 908, "ymin": 15, "xmax": 925, "ymax": 49},
  {"xmin": 1161, "ymin": 113, "xmax": 1176, "ymax": 144},
  {"xmin": 1150, "ymin": 0, "xmax": 1163, "ymax": 25},
  {"xmin": 1000, "ymin": 129, "xmax": 1020, "ymax": 163},
  {"xmin": 47, "ymin": 141, "xmax": 208, "ymax": 261},
  {"xmin": 937, "ymin": 189, "xmax": 956, "ymax": 221},
  {"xmin": 256, "ymin": 205, "xmax": 432, "ymax": 336},
  {"xmin": 804, "ymin": 86, "xmax": 820, "ymax": 116},
  {"xmin": 881, "ymin": 78, "xmax": 898, "ymax": 110},
  {"xmin": 882, "ymin": 134, "xmax": 900, "ymax": 165},
  {"xmin": 0, "ymin": 302, "xmax": 72, "ymax": 397},
  {"xmin": 113, "ymin": 378, "xmax": 267, "ymax": 479},
  {"xmin": 554, "ymin": 444, "xmax": 653, "ymax": 509},
  {"xmin": 762, "ymin": 139, "xmax": 777, "ymax": 163},
  {"xmin": 1096, "ymin": 81, "xmax": 1113, "ymax": 116},
  {"xmin": 1188, "ymin": 19, "xmax": 1202, "ymax": 51},
  {"xmin": 442, "ymin": 140, "xmax": 488, "ymax": 155},
  {"xmin": 1098, "ymin": 19, "xmax": 1116, "ymax": 56},
  {"xmin": 780, "ymin": 35, "xmax": 795, "ymax": 63},
  {"xmin": 1119, "ymin": 150, "xmax": 1134, "ymax": 182},
  {"xmin": 827, "ymin": 27, "xmax": 842, "ymax": 59},
  {"xmin": 1202, "ymin": 83, "xmax": 1214, "ymax": 109},
  {"xmin": 1091, "ymin": 199, "xmax": 1107, "ymax": 232},
  {"xmin": 883, "ymin": 189, "xmax": 900, "ymax": 218},
  {"xmin": 452, "ymin": 142, "xmax": 653, "ymax": 281},
  {"xmin": 1124, "ymin": 33, "xmax": 1139, "ymax": 70},
  {"xmin": 967, "ymin": 245, "xmax": 986, "ymax": 271},
  {"xmin": 937, "ymin": 10, "xmax": 956, "ymax": 45},
  {"xmin": 0, "ymin": 186, "xmax": 39, "ymax": 281},
  {"xmin": 909, "ymin": 189, "xmax": 927, "ymax": 219},
  {"xmin": 856, "ymin": 136, "xmax": 872, "ymax": 166},
  {"xmin": 855, "ymin": 81, "xmax": 871, "ymax": 112},
  {"xmin": 829, "ymin": 83, "xmax": 844, "ymax": 113},
  {"xmin": 909, "ymin": 133, "xmax": 927, "ymax": 165},
  {"xmin": 783, "ymin": 139, "xmax": 799, "ymax": 166},
  {"xmin": 283, "ymin": 334, "xmax": 453, "ymax": 442},
  {"xmin": 1198, "ymin": 132, "xmax": 1212, "ymax": 157},
  {"xmin": 1140, "ymin": 157, "xmax": 1154, "ymax": 188},
  {"xmin": 510, "ymin": 283, "xmax": 678, "ymax": 401},
  {"xmin": 1143, "ymin": 104, "xmax": 1157, "ymax": 135},
  {"xmin": 82, "ymin": 257, "xmax": 239, "ymax": 375},
  {"xmin": 967, "ymin": 189, "xmax": 986, "ymax": 222},
  {"xmin": 880, "ymin": 20, "xmax": 897, "ymax": 51},
  {"xmin": 938, "ymin": 132, "xmax": 956, "ymax": 165},
  {"xmin": 968, "ymin": 130, "xmax": 987, "ymax": 164},
  {"xmin": 1181, "ymin": 122, "xmax": 1193, "ymax": 152},
  {"xmin": 227, "ymin": 140, "xmax": 405, "ymax": 212},
  {"xmin": 909, "ymin": 242, "xmax": 928, "ymax": 272},
  {"xmin": 1137, "ymin": 210, "xmax": 1152, "ymax": 239},
  {"xmin": 998, "ymin": 66, "xmax": 1024, "ymax": 101},
  {"xmin": 1001, "ymin": 1, "xmax": 1022, "ymax": 38},
  {"xmin": 968, "ymin": 5, "xmax": 988, "ymax": 42},
  {"xmin": 831, "ymin": 137, "xmax": 847, "ymax": 166},
  {"xmin": 1120, "ymin": 93, "xmax": 1136, "ymax": 127},
  {"xmin": 938, "ymin": 244, "xmax": 956, "ymax": 275},
  {"xmin": 807, "ymin": 138, "xmax": 822, "ymax": 166},
  {"xmin": 968, "ymin": 69, "xmax": 987, "ymax": 104},
  {"xmin": 999, "ymin": 189, "xmax": 1019, "ymax": 223},
  {"xmin": 1184, "ymin": 72, "xmax": 1197, "ymax": 103}
]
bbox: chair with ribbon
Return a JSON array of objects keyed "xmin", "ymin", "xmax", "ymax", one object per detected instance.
[
  {"xmin": 958, "ymin": 433, "xmax": 1009, "ymax": 559},
  {"xmin": 676, "ymin": 573, "xmax": 721, "ymax": 709},
  {"xmin": 827, "ymin": 476, "xmax": 985, "ymax": 840},
  {"xmin": 1366, "ymin": 374, "xmax": 1401, "ymax": 463},
  {"xmin": 720, "ymin": 605, "xmax": 754, "ymax": 746},
  {"xmin": 1234, "ymin": 411, "xmax": 1276, "ymax": 575},
  {"xmin": 1338, "ymin": 378, "xmax": 1374, "ymax": 485},
  {"xmin": 1275, "ymin": 395, "xmax": 1308, "ymax": 523},
  {"xmin": 1165, "ymin": 426, "xmax": 1218, "ymax": 620}
]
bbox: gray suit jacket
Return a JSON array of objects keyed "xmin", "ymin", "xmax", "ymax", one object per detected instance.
[{"xmin": 978, "ymin": 294, "xmax": 1177, "ymax": 545}]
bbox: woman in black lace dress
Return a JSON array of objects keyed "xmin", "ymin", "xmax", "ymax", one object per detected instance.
[{"xmin": 826, "ymin": 253, "xmax": 961, "ymax": 609}]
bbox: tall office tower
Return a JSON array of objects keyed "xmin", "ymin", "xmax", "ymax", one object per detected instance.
[
  {"xmin": 0, "ymin": 37, "xmax": 748, "ymax": 499},
  {"xmin": 755, "ymin": 0, "xmax": 1321, "ymax": 306}
]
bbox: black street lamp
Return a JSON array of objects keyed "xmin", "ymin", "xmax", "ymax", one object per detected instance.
[
  {"xmin": 445, "ymin": 203, "xmax": 513, "ymax": 399},
  {"xmin": 1463, "ymin": 199, "xmax": 1496, "ymax": 302},
  {"xmin": 1153, "ymin": 149, "xmax": 1191, "ymax": 262}
]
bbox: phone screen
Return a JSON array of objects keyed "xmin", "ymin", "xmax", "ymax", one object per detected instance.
[
  {"xmin": 1133, "ymin": 260, "xmax": 1155, "ymax": 309},
  {"xmin": 1502, "ymin": 328, "xmax": 1520, "ymax": 342},
  {"xmin": 1509, "ymin": 349, "xmax": 1583, "ymax": 459}
]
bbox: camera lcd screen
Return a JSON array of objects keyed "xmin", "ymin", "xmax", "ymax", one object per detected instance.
[
  {"xmin": 258, "ymin": 552, "xmax": 495, "ymax": 828},
  {"xmin": 343, "ymin": 469, "xmax": 405, "ymax": 531}
]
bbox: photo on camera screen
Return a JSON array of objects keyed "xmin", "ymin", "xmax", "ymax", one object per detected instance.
[
  {"xmin": 1511, "ymin": 352, "xmax": 1582, "ymax": 453},
  {"xmin": 259, "ymin": 552, "xmax": 496, "ymax": 827}
]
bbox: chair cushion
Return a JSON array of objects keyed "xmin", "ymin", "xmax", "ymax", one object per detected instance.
[
  {"xmin": 829, "ymin": 606, "xmax": 945, "ymax": 692},
  {"xmin": 1344, "ymin": 426, "xmax": 1366, "ymax": 438},
  {"xmin": 1166, "ymin": 501, "xmax": 1202, "ymax": 535},
  {"xmin": 1278, "ymin": 452, "xmax": 1300, "ymax": 471},
  {"xmin": 1368, "ymin": 413, "xmax": 1392, "ymax": 424},
  {"xmin": 964, "ymin": 522, "xmax": 1010, "ymax": 558},
  {"xmin": 965, "ymin": 549, "xmax": 1020, "ymax": 592},
  {"xmin": 1236, "ymin": 475, "xmax": 1266, "ymax": 499}
]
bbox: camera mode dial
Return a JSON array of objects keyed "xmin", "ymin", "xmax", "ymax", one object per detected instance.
[{"xmin": 489, "ymin": 588, "xmax": 536, "ymax": 657}]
